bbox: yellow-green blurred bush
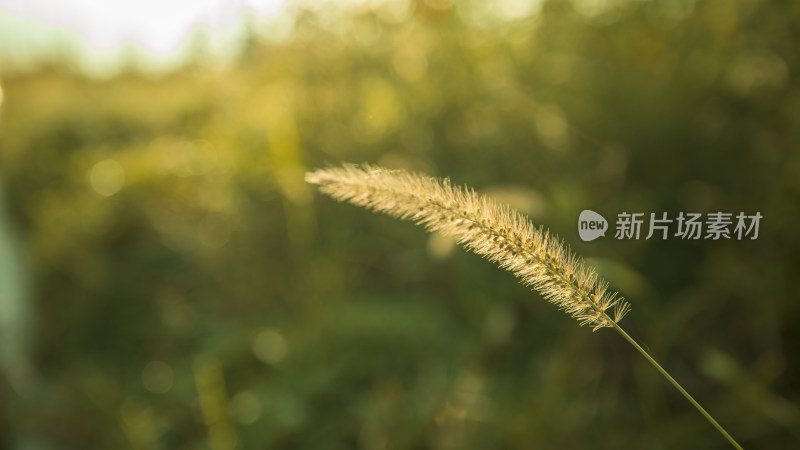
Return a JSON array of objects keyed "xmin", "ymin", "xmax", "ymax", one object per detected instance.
[{"xmin": 1, "ymin": 1, "xmax": 799, "ymax": 448}]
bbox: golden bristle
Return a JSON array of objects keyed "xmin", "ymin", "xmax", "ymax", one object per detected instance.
[{"xmin": 306, "ymin": 164, "xmax": 629, "ymax": 330}]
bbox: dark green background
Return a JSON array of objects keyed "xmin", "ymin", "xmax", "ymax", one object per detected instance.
[{"xmin": 1, "ymin": 1, "xmax": 798, "ymax": 448}]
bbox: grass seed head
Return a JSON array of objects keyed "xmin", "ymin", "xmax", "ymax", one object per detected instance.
[{"xmin": 306, "ymin": 164, "xmax": 629, "ymax": 330}]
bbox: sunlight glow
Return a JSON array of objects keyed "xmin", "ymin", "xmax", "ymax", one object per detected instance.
[
  {"xmin": 0, "ymin": 0, "xmax": 287, "ymax": 76},
  {"xmin": 0, "ymin": 0, "xmax": 546, "ymax": 76}
]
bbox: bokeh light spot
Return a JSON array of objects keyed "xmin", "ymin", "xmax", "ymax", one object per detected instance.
[
  {"xmin": 197, "ymin": 215, "xmax": 231, "ymax": 249},
  {"xmin": 120, "ymin": 398, "xmax": 154, "ymax": 434},
  {"xmin": 393, "ymin": 45, "xmax": 427, "ymax": 82},
  {"xmin": 484, "ymin": 304, "xmax": 516, "ymax": 343},
  {"xmin": 231, "ymin": 391, "xmax": 262, "ymax": 425},
  {"xmin": 726, "ymin": 49, "xmax": 788, "ymax": 95},
  {"xmin": 89, "ymin": 159, "xmax": 125, "ymax": 197},
  {"xmin": 496, "ymin": 0, "xmax": 540, "ymax": 20},
  {"xmin": 252, "ymin": 329, "xmax": 286, "ymax": 364},
  {"xmin": 141, "ymin": 361, "xmax": 174, "ymax": 394},
  {"xmin": 352, "ymin": 77, "xmax": 403, "ymax": 143},
  {"xmin": 427, "ymin": 232, "xmax": 455, "ymax": 261},
  {"xmin": 483, "ymin": 185, "xmax": 547, "ymax": 219}
]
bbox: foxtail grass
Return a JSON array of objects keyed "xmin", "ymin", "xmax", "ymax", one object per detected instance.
[{"xmin": 306, "ymin": 163, "xmax": 743, "ymax": 449}]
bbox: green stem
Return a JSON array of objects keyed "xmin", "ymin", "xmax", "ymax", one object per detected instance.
[{"xmin": 611, "ymin": 322, "xmax": 743, "ymax": 450}]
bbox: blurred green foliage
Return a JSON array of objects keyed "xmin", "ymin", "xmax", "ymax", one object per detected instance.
[{"xmin": 1, "ymin": 0, "xmax": 799, "ymax": 448}]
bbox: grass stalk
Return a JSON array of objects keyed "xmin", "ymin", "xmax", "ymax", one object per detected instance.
[
  {"xmin": 610, "ymin": 323, "xmax": 743, "ymax": 449},
  {"xmin": 307, "ymin": 163, "xmax": 743, "ymax": 448}
]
